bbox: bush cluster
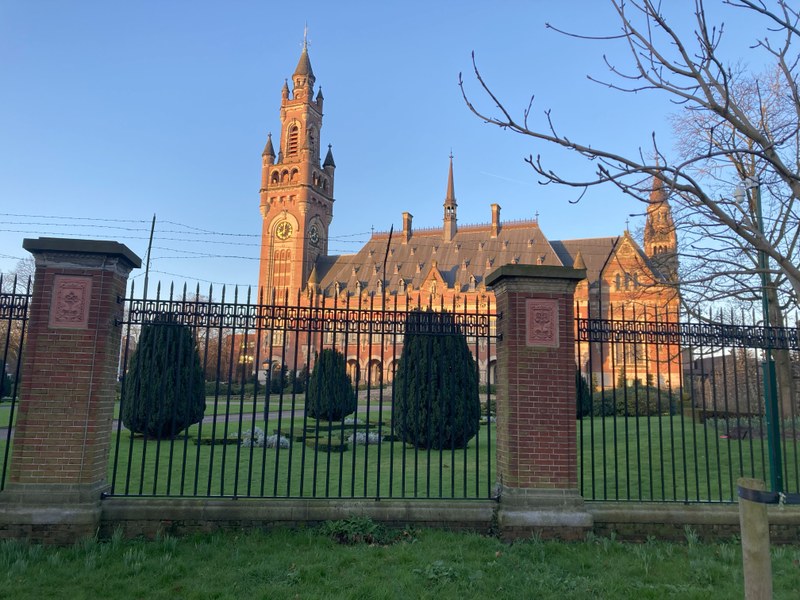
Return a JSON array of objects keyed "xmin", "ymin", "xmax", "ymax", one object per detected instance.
[{"xmin": 587, "ymin": 385, "xmax": 679, "ymax": 417}]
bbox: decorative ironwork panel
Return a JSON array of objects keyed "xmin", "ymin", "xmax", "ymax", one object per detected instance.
[
  {"xmin": 0, "ymin": 291, "xmax": 30, "ymax": 320},
  {"xmin": 577, "ymin": 317, "xmax": 799, "ymax": 350},
  {"xmin": 123, "ymin": 298, "xmax": 497, "ymax": 338}
]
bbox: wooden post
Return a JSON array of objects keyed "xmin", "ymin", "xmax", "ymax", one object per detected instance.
[{"xmin": 738, "ymin": 477, "xmax": 772, "ymax": 600}]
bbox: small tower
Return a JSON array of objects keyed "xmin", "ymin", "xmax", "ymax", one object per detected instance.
[
  {"xmin": 258, "ymin": 32, "xmax": 335, "ymax": 298},
  {"xmin": 644, "ymin": 176, "xmax": 678, "ymax": 282},
  {"xmin": 443, "ymin": 154, "xmax": 457, "ymax": 242}
]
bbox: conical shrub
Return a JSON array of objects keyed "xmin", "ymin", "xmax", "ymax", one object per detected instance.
[
  {"xmin": 394, "ymin": 310, "xmax": 480, "ymax": 449},
  {"xmin": 306, "ymin": 348, "xmax": 356, "ymax": 421},
  {"xmin": 121, "ymin": 314, "xmax": 205, "ymax": 439}
]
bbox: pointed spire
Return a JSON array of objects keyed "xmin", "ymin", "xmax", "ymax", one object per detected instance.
[
  {"xmin": 307, "ymin": 260, "xmax": 320, "ymax": 292},
  {"xmin": 293, "ymin": 28, "xmax": 315, "ymax": 87},
  {"xmin": 443, "ymin": 153, "xmax": 457, "ymax": 242},
  {"xmin": 444, "ymin": 153, "xmax": 456, "ymax": 205},
  {"xmin": 649, "ymin": 175, "xmax": 666, "ymax": 203},
  {"xmin": 323, "ymin": 144, "xmax": 336, "ymax": 168},
  {"xmin": 573, "ymin": 251, "xmax": 586, "ymax": 270},
  {"xmin": 262, "ymin": 133, "xmax": 275, "ymax": 158}
]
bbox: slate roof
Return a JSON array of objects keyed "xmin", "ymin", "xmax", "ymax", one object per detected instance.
[{"xmin": 312, "ymin": 218, "xmax": 655, "ymax": 296}]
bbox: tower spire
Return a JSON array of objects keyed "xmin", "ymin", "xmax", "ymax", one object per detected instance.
[
  {"xmin": 644, "ymin": 175, "xmax": 678, "ymax": 282},
  {"xmin": 292, "ymin": 28, "xmax": 315, "ymax": 95},
  {"xmin": 443, "ymin": 153, "xmax": 457, "ymax": 242}
]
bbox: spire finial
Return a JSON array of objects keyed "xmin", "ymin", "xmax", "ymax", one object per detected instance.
[
  {"xmin": 445, "ymin": 153, "xmax": 456, "ymax": 202},
  {"xmin": 303, "ymin": 23, "xmax": 309, "ymax": 50}
]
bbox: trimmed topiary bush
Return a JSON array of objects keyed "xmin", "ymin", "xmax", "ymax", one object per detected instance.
[
  {"xmin": 121, "ymin": 314, "xmax": 205, "ymax": 439},
  {"xmin": 306, "ymin": 349, "xmax": 356, "ymax": 421},
  {"xmin": 394, "ymin": 310, "xmax": 481, "ymax": 449}
]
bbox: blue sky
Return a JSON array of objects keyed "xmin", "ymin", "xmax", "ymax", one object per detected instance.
[{"xmin": 0, "ymin": 1, "xmax": 762, "ymax": 292}]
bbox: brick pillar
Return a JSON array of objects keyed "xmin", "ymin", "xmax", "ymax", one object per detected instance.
[
  {"xmin": 486, "ymin": 264, "xmax": 592, "ymax": 540},
  {"xmin": 0, "ymin": 238, "xmax": 140, "ymax": 543}
]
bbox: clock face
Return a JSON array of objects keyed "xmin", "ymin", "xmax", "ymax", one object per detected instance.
[
  {"xmin": 309, "ymin": 224, "xmax": 320, "ymax": 245},
  {"xmin": 275, "ymin": 221, "xmax": 293, "ymax": 240}
]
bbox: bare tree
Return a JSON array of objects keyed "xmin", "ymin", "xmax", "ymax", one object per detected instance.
[{"xmin": 460, "ymin": 0, "xmax": 800, "ymax": 306}]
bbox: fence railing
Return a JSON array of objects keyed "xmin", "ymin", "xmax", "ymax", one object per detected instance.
[
  {"xmin": 576, "ymin": 302, "xmax": 800, "ymax": 503},
  {"xmin": 109, "ymin": 284, "xmax": 497, "ymax": 500},
  {"xmin": 0, "ymin": 276, "xmax": 31, "ymax": 491}
]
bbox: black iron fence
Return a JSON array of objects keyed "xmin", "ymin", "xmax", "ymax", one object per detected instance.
[
  {"xmin": 109, "ymin": 284, "xmax": 497, "ymax": 499},
  {"xmin": 576, "ymin": 302, "xmax": 800, "ymax": 502},
  {"xmin": 0, "ymin": 276, "xmax": 30, "ymax": 491}
]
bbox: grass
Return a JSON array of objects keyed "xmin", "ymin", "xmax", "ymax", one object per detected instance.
[
  {"xmin": 0, "ymin": 401, "xmax": 17, "ymax": 429},
  {"xmin": 5, "ymin": 404, "xmax": 798, "ymax": 503},
  {"xmin": 108, "ymin": 417, "xmax": 495, "ymax": 499},
  {"xmin": 1, "ymin": 524, "xmax": 799, "ymax": 599},
  {"xmin": 579, "ymin": 415, "xmax": 798, "ymax": 502}
]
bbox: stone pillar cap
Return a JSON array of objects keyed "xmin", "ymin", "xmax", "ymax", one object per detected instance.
[
  {"xmin": 23, "ymin": 237, "xmax": 142, "ymax": 269},
  {"xmin": 485, "ymin": 264, "xmax": 586, "ymax": 287}
]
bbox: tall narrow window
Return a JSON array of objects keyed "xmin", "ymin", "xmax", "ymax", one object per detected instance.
[
  {"xmin": 273, "ymin": 249, "xmax": 292, "ymax": 296},
  {"xmin": 287, "ymin": 125, "xmax": 299, "ymax": 156}
]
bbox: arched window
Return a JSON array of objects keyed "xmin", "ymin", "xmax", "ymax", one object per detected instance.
[
  {"xmin": 347, "ymin": 360, "xmax": 359, "ymax": 383},
  {"xmin": 290, "ymin": 169, "xmax": 299, "ymax": 182},
  {"xmin": 271, "ymin": 171, "xmax": 279, "ymax": 184},
  {"xmin": 286, "ymin": 124, "xmax": 300, "ymax": 156},
  {"xmin": 368, "ymin": 360, "xmax": 382, "ymax": 386}
]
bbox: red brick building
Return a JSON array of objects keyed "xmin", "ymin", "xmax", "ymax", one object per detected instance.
[{"xmin": 256, "ymin": 43, "xmax": 680, "ymax": 389}]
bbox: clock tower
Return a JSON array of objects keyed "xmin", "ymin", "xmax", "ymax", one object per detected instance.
[{"xmin": 258, "ymin": 35, "xmax": 336, "ymax": 300}]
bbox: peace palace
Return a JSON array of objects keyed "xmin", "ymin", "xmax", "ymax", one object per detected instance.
[{"xmin": 256, "ymin": 41, "xmax": 681, "ymax": 389}]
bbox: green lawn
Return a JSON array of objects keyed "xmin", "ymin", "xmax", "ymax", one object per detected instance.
[
  {"xmin": 2, "ymin": 524, "xmax": 799, "ymax": 599},
  {"xmin": 579, "ymin": 415, "xmax": 797, "ymax": 502},
  {"xmin": 0, "ymin": 402, "xmax": 16, "ymax": 429},
  {"xmin": 5, "ymin": 412, "xmax": 797, "ymax": 503},
  {"xmin": 108, "ymin": 415, "xmax": 495, "ymax": 499}
]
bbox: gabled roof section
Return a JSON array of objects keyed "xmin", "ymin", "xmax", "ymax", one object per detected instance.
[
  {"xmin": 314, "ymin": 218, "xmax": 564, "ymax": 297},
  {"xmin": 421, "ymin": 260, "xmax": 447, "ymax": 289}
]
